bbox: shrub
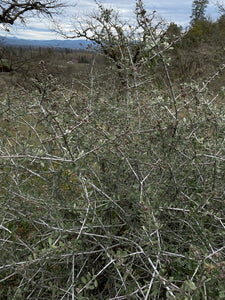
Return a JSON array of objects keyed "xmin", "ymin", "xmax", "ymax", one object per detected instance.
[{"xmin": 0, "ymin": 1, "xmax": 224, "ymax": 299}]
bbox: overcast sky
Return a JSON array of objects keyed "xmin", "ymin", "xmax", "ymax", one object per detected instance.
[{"xmin": 0, "ymin": 0, "xmax": 220, "ymax": 40}]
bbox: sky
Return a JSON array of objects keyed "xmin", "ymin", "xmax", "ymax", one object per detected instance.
[{"xmin": 0, "ymin": 0, "xmax": 220, "ymax": 40}]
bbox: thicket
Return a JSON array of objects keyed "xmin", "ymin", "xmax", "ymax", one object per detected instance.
[{"xmin": 0, "ymin": 0, "xmax": 225, "ymax": 299}]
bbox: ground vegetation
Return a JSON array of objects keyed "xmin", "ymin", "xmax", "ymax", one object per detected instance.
[{"xmin": 0, "ymin": 0, "xmax": 224, "ymax": 299}]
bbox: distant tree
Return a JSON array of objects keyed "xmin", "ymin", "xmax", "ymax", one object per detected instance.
[
  {"xmin": 217, "ymin": 1, "xmax": 225, "ymax": 14},
  {"xmin": 217, "ymin": 13, "xmax": 225, "ymax": 30},
  {"xmin": 190, "ymin": 0, "xmax": 209, "ymax": 25},
  {"xmin": 0, "ymin": 0, "xmax": 65, "ymax": 26},
  {"xmin": 187, "ymin": 18, "xmax": 215, "ymax": 45},
  {"xmin": 166, "ymin": 22, "xmax": 182, "ymax": 42}
]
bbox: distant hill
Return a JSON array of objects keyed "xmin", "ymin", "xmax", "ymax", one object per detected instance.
[{"xmin": 0, "ymin": 36, "xmax": 94, "ymax": 50}]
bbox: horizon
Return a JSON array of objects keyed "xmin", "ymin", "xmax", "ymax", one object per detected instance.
[{"xmin": 0, "ymin": 0, "xmax": 220, "ymax": 41}]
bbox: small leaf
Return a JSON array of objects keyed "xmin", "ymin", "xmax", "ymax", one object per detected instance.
[
  {"xmin": 88, "ymin": 285, "xmax": 95, "ymax": 290},
  {"xmin": 219, "ymin": 291, "xmax": 225, "ymax": 298},
  {"xmin": 94, "ymin": 280, "xmax": 98, "ymax": 288},
  {"xmin": 81, "ymin": 276, "xmax": 86, "ymax": 284},
  {"xmin": 48, "ymin": 237, "xmax": 53, "ymax": 246},
  {"xmin": 187, "ymin": 280, "xmax": 196, "ymax": 290}
]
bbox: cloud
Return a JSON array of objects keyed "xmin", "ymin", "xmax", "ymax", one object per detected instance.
[
  {"xmin": 15, "ymin": 30, "xmax": 57, "ymax": 40},
  {"xmin": 0, "ymin": 0, "xmax": 219, "ymax": 40}
]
